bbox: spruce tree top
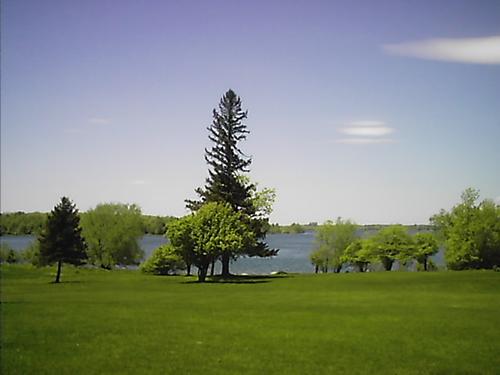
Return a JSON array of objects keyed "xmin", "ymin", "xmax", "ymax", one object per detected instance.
[{"xmin": 187, "ymin": 89, "xmax": 253, "ymax": 212}]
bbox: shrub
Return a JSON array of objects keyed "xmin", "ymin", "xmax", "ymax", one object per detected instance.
[
  {"xmin": 21, "ymin": 240, "xmax": 41, "ymax": 266},
  {"xmin": 141, "ymin": 244, "xmax": 186, "ymax": 275},
  {"xmin": 0, "ymin": 244, "xmax": 18, "ymax": 264}
]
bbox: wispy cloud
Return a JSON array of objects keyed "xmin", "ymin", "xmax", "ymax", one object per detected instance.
[
  {"xmin": 88, "ymin": 117, "xmax": 111, "ymax": 125},
  {"xmin": 383, "ymin": 35, "xmax": 500, "ymax": 65},
  {"xmin": 336, "ymin": 120, "xmax": 396, "ymax": 145}
]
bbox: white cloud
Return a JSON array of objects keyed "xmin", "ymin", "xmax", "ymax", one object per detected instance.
[
  {"xmin": 383, "ymin": 35, "xmax": 500, "ymax": 65},
  {"xmin": 339, "ymin": 126, "xmax": 393, "ymax": 137},
  {"xmin": 89, "ymin": 117, "xmax": 111, "ymax": 125},
  {"xmin": 335, "ymin": 138, "xmax": 396, "ymax": 144}
]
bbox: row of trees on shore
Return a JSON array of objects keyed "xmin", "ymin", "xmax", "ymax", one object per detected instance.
[
  {"xmin": 2, "ymin": 187, "xmax": 498, "ymax": 281},
  {"xmin": 11, "ymin": 199, "xmax": 147, "ymax": 282},
  {"xmin": 311, "ymin": 221, "xmax": 439, "ymax": 273},
  {"xmin": 309, "ymin": 188, "xmax": 500, "ymax": 273},
  {"xmin": 0, "ymin": 211, "xmax": 175, "ymax": 236}
]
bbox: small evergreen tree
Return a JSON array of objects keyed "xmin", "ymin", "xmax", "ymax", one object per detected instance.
[{"xmin": 39, "ymin": 197, "xmax": 87, "ymax": 283}]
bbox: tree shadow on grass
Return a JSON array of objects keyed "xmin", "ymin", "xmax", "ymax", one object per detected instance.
[{"xmin": 181, "ymin": 274, "xmax": 291, "ymax": 285}]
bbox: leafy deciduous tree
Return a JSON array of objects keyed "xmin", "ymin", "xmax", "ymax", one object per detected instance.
[
  {"xmin": 431, "ymin": 188, "xmax": 500, "ymax": 270},
  {"xmin": 341, "ymin": 239, "xmax": 371, "ymax": 272},
  {"xmin": 369, "ymin": 225, "xmax": 414, "ymax": 271},
  {"xmin": 168, "ymin": 202, "xmax": 255, "ymax": 282},
  {"xmin": 81, "ymin": 203, "xmax": 144, "ymax": 268},
  {"xmin": 413, "ymin": 232, "xmax": 439, "ymax": 271},
  {"xmin": 310, "ymin": 218, "xmax": 358, "ymax": 273}
]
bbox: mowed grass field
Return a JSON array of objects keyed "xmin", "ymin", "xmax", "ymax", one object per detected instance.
[{"xmin": 1, "ymin": 265, "xmax": 499, "ymax": 374}]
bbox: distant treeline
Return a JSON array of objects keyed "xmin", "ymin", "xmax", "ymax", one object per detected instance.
[
  {"xmin": 268, "ymin": 222, "xmax": 435, "ymax": 234},
  {"xmin": 0, "ymin": 212, "xmax": 435, "ymax": 236},
  {"xmin": 0, "ymin": 212, "xmax": 177, "ymax": 236},
  {"xmin": 0, "ymin": 212, "xmax": 48, "ymax": 235}
]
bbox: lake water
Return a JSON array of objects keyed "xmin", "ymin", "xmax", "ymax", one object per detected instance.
[{"xmin": 1, "ymin": 231, "xmax": 444, "ymax": 274}]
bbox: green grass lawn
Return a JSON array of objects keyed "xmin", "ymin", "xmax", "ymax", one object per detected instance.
[{"xmin": 1, "ymin": 265, "xmax": 499, "ymax": 374}]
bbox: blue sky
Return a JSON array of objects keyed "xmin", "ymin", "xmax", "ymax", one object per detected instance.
[{"xmin": 1, "ymin": 0, "xmax": 499, "ymax": 224}]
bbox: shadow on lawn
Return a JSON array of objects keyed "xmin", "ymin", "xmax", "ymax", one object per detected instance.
[{"xmin": 182, "ymin": 274, "xmax": 291, "ymax": 284}]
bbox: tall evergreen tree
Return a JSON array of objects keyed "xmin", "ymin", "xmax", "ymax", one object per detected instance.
[
  {"xmin": 186, "ymin": 89, "xmax": 276, "ymax": 276},
  {"xmin": 39, "ymin": 197, "xmax": 87, "ymax": 283}
]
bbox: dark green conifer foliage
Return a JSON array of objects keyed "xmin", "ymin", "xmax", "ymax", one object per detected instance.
[
  {"xmin": 39, "ymin": 197, "xmax": 87, "ymax": 283},
  {"xmin": 187, "ymin": 89, "xmax": 252, "ymax": 213},
  {"xmin": 186, "ymin": 89, "xmax": 276, "ymax": 276}
]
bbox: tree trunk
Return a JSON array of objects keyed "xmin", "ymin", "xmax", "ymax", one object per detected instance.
[
  {"xmin": 210, "ymin": 259, "xmax": 215, "ymax": 276},
  {"xmin": 315, "ymin": 265, "xmax": 319, "ymax": 274},
  {"xmin": 221, "ymin": 253, "xmax": 231, "ymax": 277},
  {"xmin": 423, "ymin": 258, "xmax": 428, "ymax": 271},
  {"xmin": 55, "ymin": 259, "xmax": 62, "ymax": 283},
  {"xmin": 186, "ymin": 263, "xmax": 191, "ymax": 276},
  {"xmin": 198, "ymin": 261, "xmax": 209, "ymax": 282},
  {"xmin": 335, "ymin": 265, "xmax": 342, "ymax": 273},
  {"xmin": 382, "ymin": 258, "xmax": 393, "ymax": 271}
]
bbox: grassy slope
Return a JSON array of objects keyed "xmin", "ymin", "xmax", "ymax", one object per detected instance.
[{"xmin": 1, "ymin": 265, "xmax": 499, "ymax": 374}]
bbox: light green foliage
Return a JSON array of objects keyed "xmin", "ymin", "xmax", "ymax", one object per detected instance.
[
  {"xmin": 140, "ymin": 244, "xmax": 186, "ymax": 275},
  {"xmin": 21, "ymin": 240, "xmax": 41, "ymax": 266},
  {"xmin": 0, "ymin": 212, "xmax": 48, "ymax": 235},
  {"xmin": 432, "ymin": 188, "xmax": 500, "ymax": 269},
  {"xmin": 369, "ymin": 225, "xmax": 414, "ymax": 271},
  {"xmin": 0, "ymin": 243, "xmax": 18, "ymax": 264},
  {"xmin": 168, "ymin": 202, "xmax": 255, "ymax": 281},
  {"xmin": 81, "ymin": 203, "xmax": 144, "ymax": 268},
  {"xmin": 237, "ymin": 175, "xmax": 276, "ymax": 219},
  {"xmin": 413, "ymin": 232, "xmax": 439, "ymax": 271},
  {"xmin": 233, "ymin": 175, "xmax": 278, "ymax": 258},
  {"xmin": 341, "ymin": 239, "xmax": 371, "ymax": 272},
  {"xmin": 142, "ymin": 215, "xmax": 176, "ymax": 235},
  {"xmin": 288, "ymin": 223, "xmax": 306, "ymax": 234},
  {"xmin": 268, "ymin": 222, "xmax": 318, "ymax": 234},
  {"xmin": 309, "ymin": 248, "xmax": 329, "ymax": 273},
  {"xmin": 310, "ymin": 218, "xmax": 357, "ymax": 273}
]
